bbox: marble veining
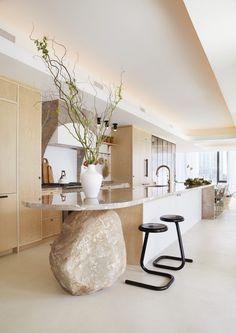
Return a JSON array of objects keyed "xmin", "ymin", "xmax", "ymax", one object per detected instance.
[{"xmin": 23, "ymin": 184, "xmax": 214, "ymax": 211}]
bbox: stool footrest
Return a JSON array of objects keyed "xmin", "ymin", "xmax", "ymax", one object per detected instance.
[
  {"xmin": 125, "ymin": 229, "xmax": 175, "ymax": 291},
  {"xmin": 125, "ymin": 268, "xmax": 174, "ymax": 291},
  {"xmin": 125, "ymin": 278, "xmax": 173, "ymax": 291},
  {"xmin": 153, "ymin": 255, "xmax": 193, "ymax": 271}
]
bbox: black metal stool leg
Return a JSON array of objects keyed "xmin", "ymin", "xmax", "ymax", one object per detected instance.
[
  {"xmin": 125, "ymin": 232, "xmax": 174, "ymax": 290},
  {"xmin": 153, "ymin": 222, "xmax": 193, "ymax": 271}
]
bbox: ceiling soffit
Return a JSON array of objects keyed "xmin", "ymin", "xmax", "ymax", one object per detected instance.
[{"xmin": 0, "ymin": 0, "xmax": 236, "ymax": 148}]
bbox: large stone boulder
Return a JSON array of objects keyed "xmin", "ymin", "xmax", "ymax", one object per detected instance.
[{"xmin": 49, "ymin": 210, "xmax": 126, "ymax": 295}]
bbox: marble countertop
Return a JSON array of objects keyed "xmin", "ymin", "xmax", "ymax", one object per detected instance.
[
  {"xmin": 23, "ymin": 184, "xmax": 213, "ymax": 211},
  {"xmin": 42, "ymin": 182, "xmax": 130, "ymax": 192}
]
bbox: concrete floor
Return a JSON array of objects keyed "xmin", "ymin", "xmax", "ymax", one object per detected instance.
[{"xmin": 1, "ymin": 198, "xmax": 236, "ymax": 333}]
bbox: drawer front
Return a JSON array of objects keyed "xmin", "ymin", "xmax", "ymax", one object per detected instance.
[
  {"xmin": 0, "ymin": 194, "xmax": 17, "ymax": 252},
  {"xmin": 42, "ymin": 210, "xmax": 62, "ymax": 220},
  {"xmin": 42, "ymin": 213, "xmax": 62, "ymax": 238}
]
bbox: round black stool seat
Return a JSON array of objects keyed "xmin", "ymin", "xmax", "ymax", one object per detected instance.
[
  {"xmin": 160, "ymin": 215, "xmax": 184, "ymax": 223},
  {"xmin": 139, "ymin": 223, "xmax": 168, "ymax": 233}
]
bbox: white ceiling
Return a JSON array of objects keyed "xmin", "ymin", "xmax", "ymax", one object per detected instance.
[
  {"xmin": 183, "ymin": 0, "xmax": 236, "ymax": 136},
  {"xmin": 1, "ymin": 0, "xmax": 236, "ymax": 149}
]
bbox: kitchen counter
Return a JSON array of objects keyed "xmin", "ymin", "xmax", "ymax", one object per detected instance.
[
  {"xmin": 41, "ymin": 181, "xmax": 130, "ymax": 193},
  {"xmin": 25, "ymin": 183, "xmax": 213, "ymax": 211},
  {"xmin": 22, "ymin": 184, "xmax": 214, "ymax": 295},
  {"xmin": 36, "ymin": 183, "xmax": 214, "ymax": 266}
]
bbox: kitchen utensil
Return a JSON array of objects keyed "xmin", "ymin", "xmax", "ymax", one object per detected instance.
[
  {"xmin": 59, "ymin": 170, "xmax": 67, "ymax": 184},
  {"xmin": 42, "ymin": 158, "xmax": 49, "ymax": 183},
  {"xmin": 48, "ymin": 165, "xmax": 54, "ymax": 183},
  {"xmin": 102, "ymin": 159, "xmax": 109, "ymax": 178},
  {"xmin": 98, "ymin": 157, "xmax": 104, "ymax": 165}
]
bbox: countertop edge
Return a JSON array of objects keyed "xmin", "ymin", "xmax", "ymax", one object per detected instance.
[{"xmin": 22, "ymin": 184, "xmax": 214, "ymax": 211}]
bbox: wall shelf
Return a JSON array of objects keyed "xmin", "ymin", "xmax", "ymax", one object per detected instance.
[{"xmin": 102, "ymin": 142, "xmax": 117, "ymax": 147}]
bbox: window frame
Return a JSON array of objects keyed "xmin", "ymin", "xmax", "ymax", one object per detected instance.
[{"xmin": 217, "ymin": 151, "xmax": 227, "ymax": 183}]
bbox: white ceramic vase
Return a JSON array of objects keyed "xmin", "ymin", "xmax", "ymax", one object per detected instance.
[{"xmin": 81, "ymin": 164, "xmax": 103, "ymax": 198}]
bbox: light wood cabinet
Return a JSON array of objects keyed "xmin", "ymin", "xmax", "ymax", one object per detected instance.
[
  {"xmin": 111, "ymin": 126, "xmax": 152, "ymax": 186},
  {"xmin": 19, "ymin": 86, "xmax": 42, "ymax": 245},
  {"xmin": 0, "ymin": 78, "xmax": 18, "ymax": 102},
  {"xmin": 0, "ymin": 76, "xmax": 42, "ymax": 253},
  {"xmin": 42, "ymin": 210, "xmax": 62, "ymax": 238},
  {"xmin": 132, "ymin": 127, "xmax": 152, "ymax": 186},
  {"xmin": 111, "ymin": 126, "xmax": 133, "ymax": 184},
  {"xmin": 0, "ymin": 100, "xmax": 17, "ymax": 194},
  {"xmin": 0, "ymin": 194, "xmax": 17, "ymax": 252},
  {"xmin": 0, "ymin": 79, "xmax": 18, "ymax": 252}
]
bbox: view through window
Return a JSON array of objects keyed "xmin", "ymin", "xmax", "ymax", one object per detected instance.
[{"xmin": 176, "ymin": 151, "xmax": 228, "ymax": 184}]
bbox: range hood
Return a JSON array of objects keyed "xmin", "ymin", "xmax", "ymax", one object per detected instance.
[
  {"xmin": 49, "ymin": 123, "xmax": 84, "ymax": 149},
  {"xmin": 42, "ymin": 100, "xmax": 84, "ymax": 154}
]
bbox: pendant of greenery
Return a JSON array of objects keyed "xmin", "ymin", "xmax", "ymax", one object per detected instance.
[{"xmin": 32, "ymin": 35, "xmax": 123, "ymax": 164}]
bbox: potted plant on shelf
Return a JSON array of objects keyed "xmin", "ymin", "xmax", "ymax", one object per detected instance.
[{"xmin": 33, "ymin": 36, "xmax": 123, "ymax": 198}]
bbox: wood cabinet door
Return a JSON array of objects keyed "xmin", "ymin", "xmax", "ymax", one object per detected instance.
[
  {"xmin": 0, "ymin": 100, "xmax": 17, "ymax": 194},
  {"xmin": 0, "ymin": 78, "xmax": 18, "ymax": 102},
  {"xmin": 111, "ymin": 126, "xmax": 133, "ymax": 184},
  {"xmin": 42, "ymin": 210, "xmax": 62, "ymax": 238},
  {"xmin": 0, "ymin": 194, "xmax": 17, "ymax": 252},
  {"xmin": 144, "ymin": 132, "xmax": 152, "ymax": 184},
  {"xmin": 132, "ymin": 127, "xmax": 152, "ymax": 186},
  {"xmin": 19, "ymin": 86, "xmax": 42, "ymax": 245}
]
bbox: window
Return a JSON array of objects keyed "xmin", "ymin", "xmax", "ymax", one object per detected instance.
[
  {"xmin": 217, "ymin": 151, "xmax": 228, "ymax": 183},
  {"xmin": 176, "ymin": 151, "xmax": 228, "ymax": 184},
  {"xmin": 199, "ymin": 152, "xmax": 217, "ymax": 183}
]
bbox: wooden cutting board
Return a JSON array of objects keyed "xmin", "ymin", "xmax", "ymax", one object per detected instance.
[
  {"xmin": 47, "ymin": 165, "xmax": 54, "ymax": 183},
  {"xmin": 102, "ymin": 159, "xmax": 109, "ymax": 178},
  {"xmin": 42, "ymin": 158, "xmax": 54, "ymax": 183}
]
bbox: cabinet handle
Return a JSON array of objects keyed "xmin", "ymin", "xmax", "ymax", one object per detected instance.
[
  {"xmin": 0, "ymin": 195, "xmax": 8, "ymax": 199},
  {"xmin": 144, "ymin": 159, "xmax": 148, "ymax": 177}
]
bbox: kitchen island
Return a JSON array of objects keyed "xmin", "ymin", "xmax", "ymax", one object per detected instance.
[{"xmin": 23, "ymin": 184, "xmax": 214, "ymax": 295}]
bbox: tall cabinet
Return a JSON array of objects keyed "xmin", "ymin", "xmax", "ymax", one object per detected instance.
[
  {"xmin": 111, "ymin": 125, "xmax": 176, "ymax": 188},
  {"xmin": 0, "ymin": 87, "xmax": 17, "ymax": 252},
  {"xmin": 0, "ymin": 77, "xmax": 42, "ymax": 253},
  {"xmin": 111, "ymin": 126, "xmax": 152, "ymax": 186},
  {"xmin": 19, "ymin": 86, "xmax": 42, "ymax": 245}
]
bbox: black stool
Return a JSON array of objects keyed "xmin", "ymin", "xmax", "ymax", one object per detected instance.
[
  {"xmin": 153, "ymin": 215, "xmax": 193, "ymax": 271},
  {"xmin": 125, "ymin": 223, "xmax": 174, "ymax": 291}
]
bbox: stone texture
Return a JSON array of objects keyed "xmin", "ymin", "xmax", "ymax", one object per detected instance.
[
  {"xmin": 42, "ymin": 100, "xmax": 85, "ymax": 181},
  {"xmin": 202, "ymin": 185, "xmax": 215, "ymax": 219},
  {"xmin": 50, "ymin": 210, "xmax": 126, "ymax": 295}
]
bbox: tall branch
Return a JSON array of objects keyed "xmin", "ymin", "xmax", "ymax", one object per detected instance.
[{"xmin": 31, "ymin": 35, "xmax": 123, "ymax": 164}]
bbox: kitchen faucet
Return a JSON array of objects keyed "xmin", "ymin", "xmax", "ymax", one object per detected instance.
[{"xmin": 156, "ymin": 165, "xmax": 171, "ymax": 192}]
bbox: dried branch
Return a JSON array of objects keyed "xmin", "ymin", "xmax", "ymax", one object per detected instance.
[{"xmin": 31, "ymin": 35, "xmax": 123, "ymax": 164}]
